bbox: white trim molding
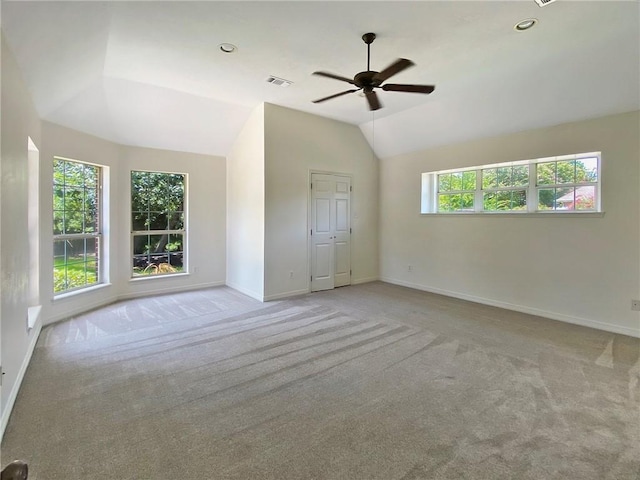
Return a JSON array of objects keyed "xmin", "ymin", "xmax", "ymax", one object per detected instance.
[
  {"xmin": 380, "ymin": 276, "xmax": 640, "ymax": 339},
  {"xmin": 224, "ymin": 282, "xmax": 264, "ymax": 302},
  {"xmin": 352, "ymin": 276, "xmax": 379, "ymax": 286},
  {"xmin": 1, "ymin": 321, "xmax": 42, "ymax": 441},
  {"xmin": 263, "ymin": 288, "xmax": 310, "ymax": 302},
  {"xmin": 117, "ymin": 281, "xmax": 226, "ymax": 302}
]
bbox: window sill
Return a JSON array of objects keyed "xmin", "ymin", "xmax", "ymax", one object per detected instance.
[
  {"xmin": 129, "ymin": 272, "xmax": 190, "ymax": 283},
  {"xmin": 27, "ymin": 305, "xmax": 42, "ymax": 329},
  {"xmin": 420, "ymin": 211, "xmax": 605, "ymax": 218},
  {"xmin": 53, "ymin": 283, "xmax": 112, "ymax": 302}
]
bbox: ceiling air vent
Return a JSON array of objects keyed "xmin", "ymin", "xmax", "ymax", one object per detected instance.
[
  {"xmin": 266, "ymin": 76, "xmax": 293, "ymax": 87},
  {"xmin": 534, "ymin": 0, "xmax": 557, "ymax": 7}
]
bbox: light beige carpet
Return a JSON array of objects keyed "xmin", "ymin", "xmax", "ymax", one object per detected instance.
[{"xmin": 2, "ymin": 282, "xmax": 639, "ymax": 479}]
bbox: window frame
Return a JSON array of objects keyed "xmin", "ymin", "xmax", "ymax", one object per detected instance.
[
  {"xmin": 53, "ymin": 156, "xmax": 103, "ymax": 295},
  {"xmin": 130, "ymin": 169, "xmax": 187, "ymax": 278},
  {"xmin": 534, "ymin": 158, "xmax": 599, "ymax": 212},
  {"xmin": 421, "ymin": 152, "xmax": 601, "ymax": 215},
  {"xmin": 436, "ymin": 170, "xmax": 478, "ymax": 213},
  {"xmin": 480, "ymin": 164, "xmax": 530, "ymax": 213}
]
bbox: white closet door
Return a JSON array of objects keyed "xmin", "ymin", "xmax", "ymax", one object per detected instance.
[{"xmin": 311, "ymin": 173, "xmax": 351, "ymax": 292}]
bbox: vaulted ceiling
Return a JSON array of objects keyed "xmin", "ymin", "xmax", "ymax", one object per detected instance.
[{"xmin": 2, "ymin": 1, "xmax": 638, "ymax": 158}]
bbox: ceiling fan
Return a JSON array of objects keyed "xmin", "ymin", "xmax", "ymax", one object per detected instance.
[{"xmin": 312, "ymin": 32, "xmax": 435, "ymax": 111}]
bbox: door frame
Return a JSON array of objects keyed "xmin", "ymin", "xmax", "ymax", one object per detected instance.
[{"xmin": 307, "ymin": 169, "xmax": 353, "ymax": 292}]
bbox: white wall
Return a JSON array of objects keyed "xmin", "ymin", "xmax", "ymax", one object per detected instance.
[
  {"xmin": 264, "ymin": 103, "xmax": 379, "ymax": 300},
  {"xmin": 40, "ymin": 124, "xmax": 227, "ymax": 323},
  {"xmin": 40, "ymin": 122, "xmax": 120, "ymax": 323},
  {"xmin": 118, "ymin": 145, "xmax": 226, "ymax": 299},
  {"xmin": 379, "ymin": 111, "xmax": 640, "ymax": 337},
  {"xmin": 226, "ymin": 104, "xmax": 265, "ymax": 300},
  {"xmin": 1, "ymin": 49, "xmax": 226, "ymax": 431},
  {"xmin": 0, "ymin": 34, "xmax": 42, "ymax": 435}
]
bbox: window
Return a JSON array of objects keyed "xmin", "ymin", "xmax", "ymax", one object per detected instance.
[
  {"xmin": 536, "ymin": 157, "xmax": 598, "ymax": 211},
  {"xmin": 131, "ymin": 170, "xmax": 186, "ymax": 277},
  {"xmin": 53, "ymin": 157, "xmax": 102, "ymax": 294},
  {"xmin": 421, "ymin": 152, "xmax": 600, "ymax": 214},
  {"xmin": 28, "ymin": 138, "xmax": 40, "ymax": 306},
  {"xmin": 437, "ymin": 170, "xmax": 476, "ymax": 212},
  {"xmin": 482, "ymin": 165, "xmax": 528, "ymax": 212}
]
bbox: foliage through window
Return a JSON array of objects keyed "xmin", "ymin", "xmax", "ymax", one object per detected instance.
[
  {"xmin": 421, "ymin": 153, "xmax": 600, "ymax": 214},
  {"xmin": 482, "ymin": 165, "xmax": 528, "ymax": 212},
  {"xmin": 437, "ymin": 171, "xmax": 476, "ymax": 212},
  {"xmin": 536, "ymin": 158, "xmax": 598, "ymax": 211},
  {"xmin": 131, "ymin": 171, "xmax": 186, "ymax": 277},
  {"xmin": 53, "ymin": 158, "xmax": 101, "ymax": 294}
]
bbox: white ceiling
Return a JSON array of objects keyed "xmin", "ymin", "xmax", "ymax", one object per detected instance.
[{"xmin": 2, "ymin": 1, "xmax": 639, "ymax": 158}]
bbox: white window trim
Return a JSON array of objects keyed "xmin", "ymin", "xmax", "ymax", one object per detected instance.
[
  {"xmin": 130, "ymin": 170, "xmax": 187, "ymax": 278},
  {"xmin": 421, "ymin": 152, "xmax": 601, "ymax": 215},
  {"xmin": 53, "ymin": 157, "xmax": 104, "ymax": 296}
]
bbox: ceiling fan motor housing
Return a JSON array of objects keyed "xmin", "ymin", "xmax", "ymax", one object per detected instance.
[{"xmin": 354, "ymin": 71, "xmax": 382, "ymax": 90}]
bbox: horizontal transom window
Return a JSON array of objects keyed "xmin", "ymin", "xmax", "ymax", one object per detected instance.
[{"xmin": 421, "ymin": 153, "xmax": 600, "ymax": 214}]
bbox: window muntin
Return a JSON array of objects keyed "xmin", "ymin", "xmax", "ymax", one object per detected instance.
[
  {"xmin": 53, "ymin": 158, "xmax": 101, "ymax": 294},
  {"xmin": 422, "ymin": 153, "xmax": 600, "ymax": 214},
  {"xmin": 481, "ymin": 165, "xmax": 529, "ymax": 212},
  {"xmin": 437, "ymin": 171, "xmax": 476, "ymax": 212},
  {"xmin": 536, "ymin": 157, "xmax": 598, "ymax": 211},
  {"xmin": 131, "ymin": 171, "xmax": 186, "ymax": 277}
]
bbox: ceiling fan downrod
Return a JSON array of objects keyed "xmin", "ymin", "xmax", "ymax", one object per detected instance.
[{"xmin": 362, "ymin": 32, "xmax": 376, "ymax": 71}]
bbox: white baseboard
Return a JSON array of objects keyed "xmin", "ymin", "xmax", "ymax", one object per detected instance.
[
  {"xmin": 119, "ymin": 281, "xmax": 225, "ymax": 301},
  {"xmin": 263, "ymin": 288, "xmax": 310, "ymax": 301},
  {"xmin": 45, "ymin": 282, "xmax": 225, "ymax": 325},
  {"xmin": 352, "ymin": 276, "xmax": 379, "ymax": 285},
  {"xmin": 47, "ymin": 295, "xmax": 118, "ymax": 325},
  {"xmin": 1, "ymin": 320, "xmax": 42, "ymax": 441},
  {"xmin": 380, "ymin": 276, "xmax": 640, "ymax": 339},
  {"xmin": 261, "ymin": 277, "xmax": 381, "ymax": 301},
  {"xmin": 224, "ymin": 282, "xmax": 264, "ymax": 302},
  {"xmin": 261, "ymin": 277, "xmax": 380, "ymax": 301},
  {"xmin": 27, "ymin": 305, "xmax": 42, "ymax": 329}
]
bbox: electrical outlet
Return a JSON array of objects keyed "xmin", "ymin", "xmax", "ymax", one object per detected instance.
[
  {"xmin": 632, "ymin": 300, "xmax": 640, "ymax": 311},
  {"xmin": 408, "ymin": 265, "xmax": 413, "ymax": 272},
  {"xmin": 289, "ymin": 271, "xmax": 294, "ymax": 279}
]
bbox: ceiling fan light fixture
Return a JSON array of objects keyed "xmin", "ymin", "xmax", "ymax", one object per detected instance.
[
  {"xmin": 218, "ymin": 43, "xmax": 237, "ymax": 54},
  {"xmin": 514, "ymin": 18, "xmax": 538, "ymax": 31}
]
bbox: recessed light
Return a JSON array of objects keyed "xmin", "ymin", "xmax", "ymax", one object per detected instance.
[
  {"xmin": 514, "ymin": 18, "xmax": 538, "ymax": 31},
  {"xmin": 218, "ymin": 43, "xmax": 237, "ymax": 54}
]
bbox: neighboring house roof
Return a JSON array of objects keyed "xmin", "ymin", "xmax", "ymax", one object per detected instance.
[{"xmin": 557, "ymin": 186, "xmax": 595, "ymax": 205}]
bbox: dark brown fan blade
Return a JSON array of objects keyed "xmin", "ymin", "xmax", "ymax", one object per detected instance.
[
  {"xmin": 313, "ymin": 71, "xmax": 356, "ymax": 85},
  {"xmin": 312, "ymin": 89, "xmax": 360, "ymax": 103},
  {"xmin": 365, "ymin": 91, "xmax": 382, "ymax": 111},
  {"xmin": 381, "ymin": 84, "xmax": 435, "ymax": 94},
  {"xmin": 374, "ymin": 58, "xmax": 415, "ymax": 83}
]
